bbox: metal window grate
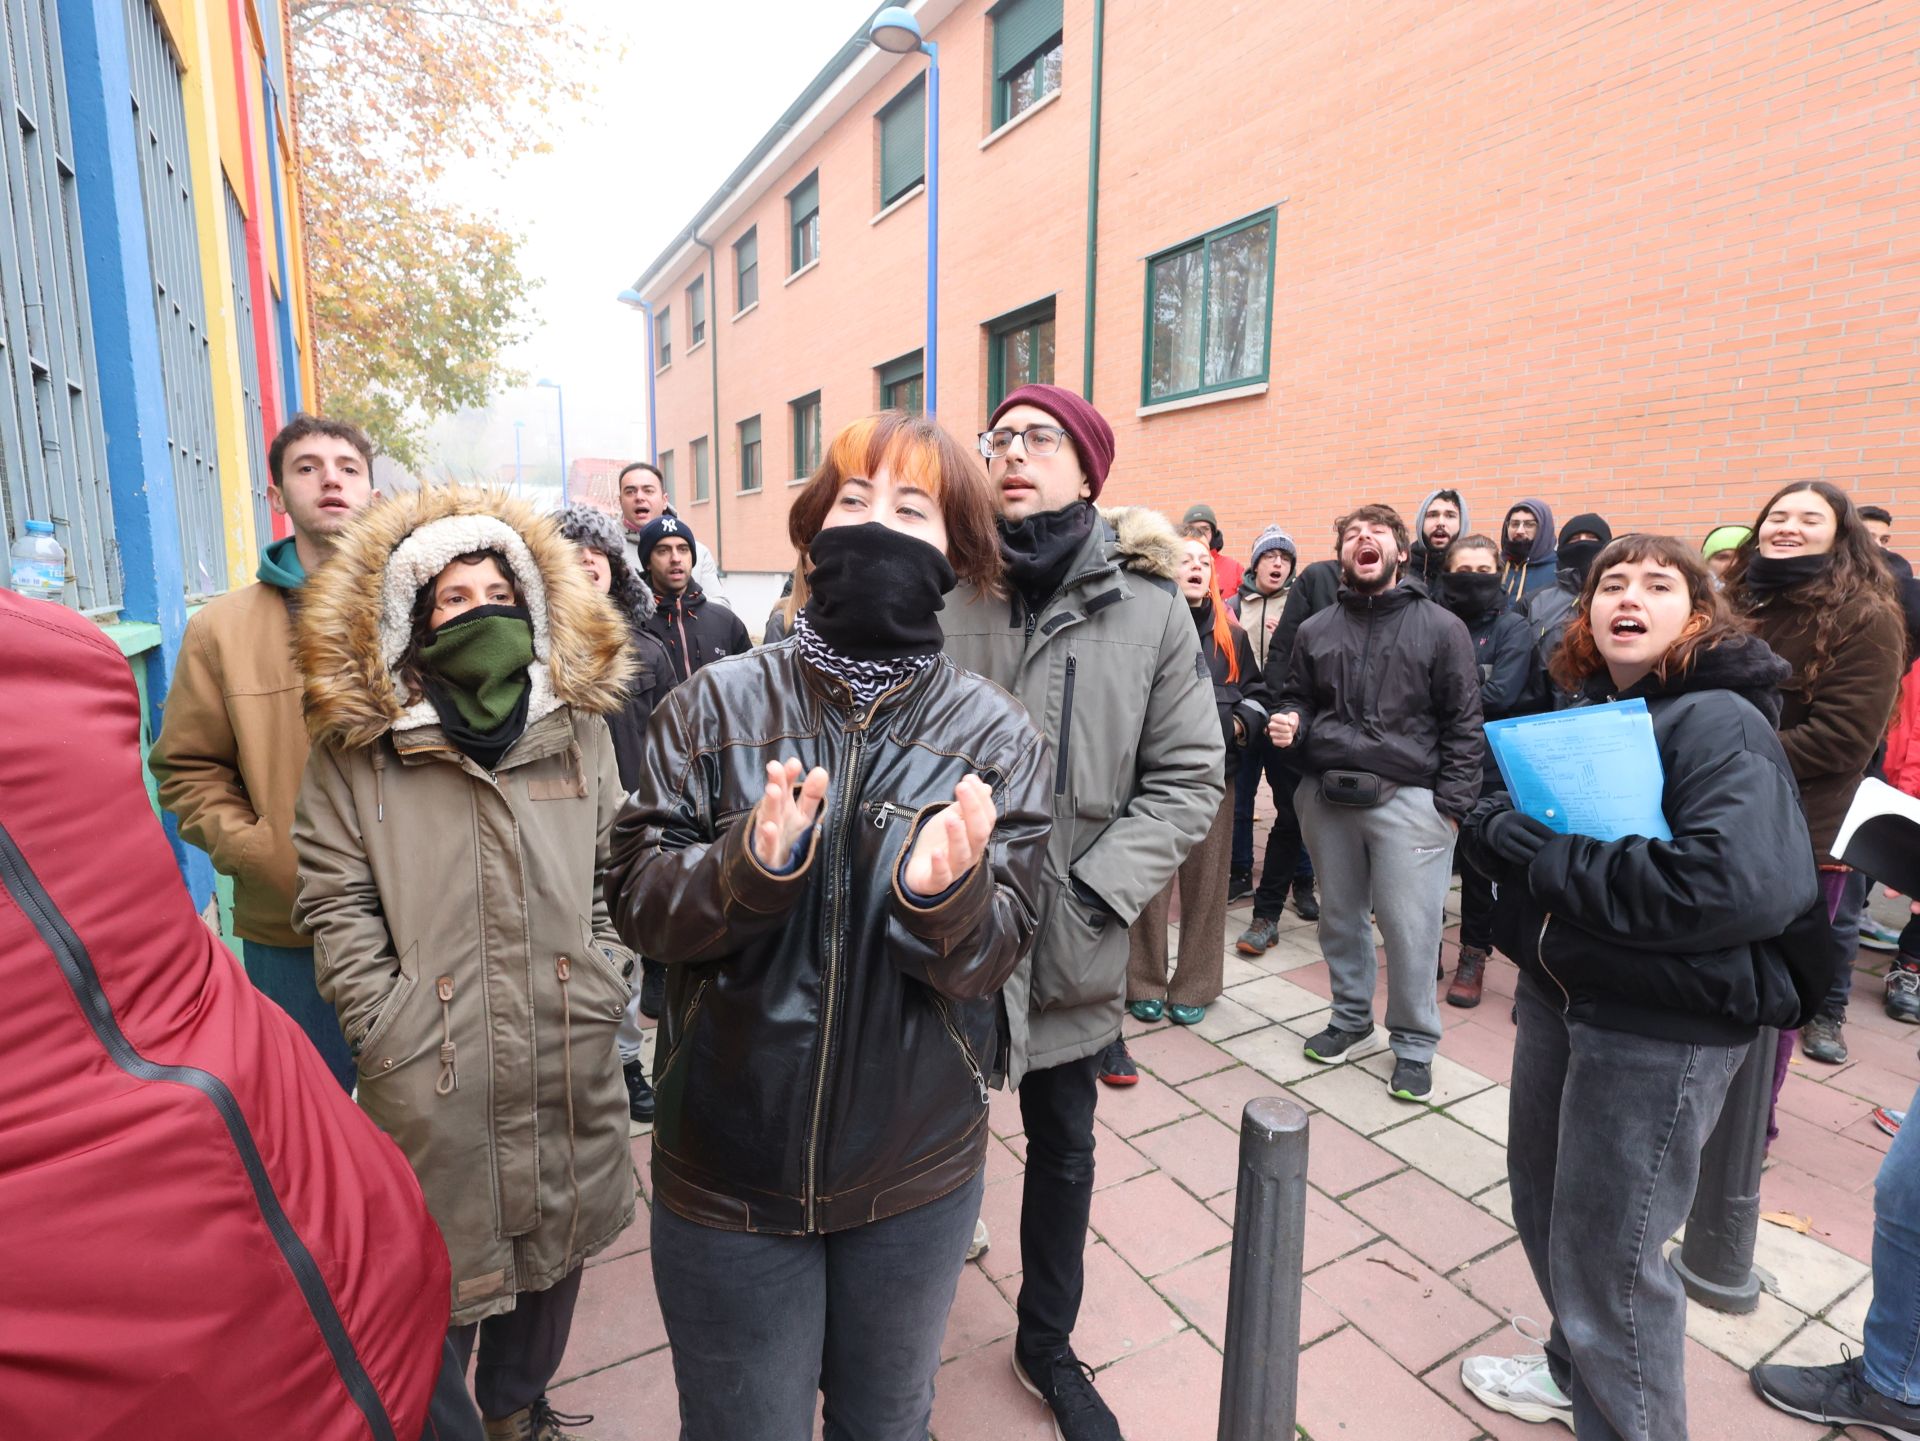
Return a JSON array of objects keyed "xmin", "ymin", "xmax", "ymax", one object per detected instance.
[
  {"xmin": 224, "ymin": 178, "xmax": 269, "ymax": 550},
  {"xmin": 125, "ymin": 0, "xmax": 225, "ymax": 597},
  {"xmin": 0, "ymin": 0, "xmax": 120, "ymax": 610}
]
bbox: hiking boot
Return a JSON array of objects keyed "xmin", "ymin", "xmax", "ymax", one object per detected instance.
[
  {"xmin": 1227, "ymin": 869, "xmax": 1253, "ymax": 903},
  {"xmin": 484, "ymin": 1398, "xmax": 595, "ymax": 1441},
  {"xmin": 1097, "ymin": 1038, "xmax": 1138, "ymax": 1087},
  {"xmin": 1460, "ymin": 1337, "xmax": 1573, "ymax": 1428},
  {"xmin": 1302, "ymin": 1023, "xmax": 1387, "ymax": 1065},
  {"xmin": 1802, "ymin": 1012, "xmax": 1849, "ymax": 1065},
  {"xmin": 1127, "ymin": 998, "xmax": 1165, "ymax": 1023},
  {"xmin": 1861, "ymin": 917, "xmax": 1905, "ymax": 953},
  {"xmin": 1291, "ymin": 875, "xmax": 1320, "ymax": 921},
  {"xmin": 638, "ymin": 961, "xmax": 665, "ymax": 1020},
  {"xmin": 967, "ymin": 1217, "xmax": 990, "ymax": 1262},
  {"xmin": 622, "ymin": 1059, "xmax": 655, "ymax": 1124},
  {"xmin": 1236, "ymin": 915, "xmax": 1281, "ymax": 955},
  {"xmin": 1389, "ymin": 1057, "xmax": 1434, "ymax": 1102},
  {"xmin": 1014, "ymin": 1345, "xmax": 1123, "ymax": 1441},
  {"xmin": 1751, "ymin": 1354, "xmax": 1920, "ymax": 1439},
  {"xmin": 1447, "ymin": 945, "xmax": 1489, "ymax": 1009},
  {"xmin": 1167, "ymin": 1003, "xmax": 1207, "ymax": 1026},
  {"xmin": 1887, "ymin": 957, "xmax": 1920, "ymax": 1024}
]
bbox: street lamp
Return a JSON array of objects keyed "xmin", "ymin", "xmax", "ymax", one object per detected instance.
[
  {"xmin": 536, "ymin": 378, "xmax": 568, "ymax": 504},
  {"xmin": 615, "ymin": 288, "xmax": 660, "ymax": 466},
  {"xmin": 868, "ymin": 5, "xmax": 939, "ymax": 417}
]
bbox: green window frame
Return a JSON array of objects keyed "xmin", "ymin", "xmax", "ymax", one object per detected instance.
[
  {"xmin": 1141, "ymin": 207, "xmax": 1277, "ymax": 406},
  {"xmin": 986, "ymin": 297, "xmax": 1056, "ymax": 412},
  {"xmin": 737, "ymin": 415, "xmax": 762, "ymax": 493},
  {"xmin": 734, "ymin": 228, "xmax": 758, "ymax": 311},
  {"xmin": 654, "ymin": 305, "xmax": 671, "ymax": 369},
  {"xmin": 687, "ymin": 275, "xmax": 706, "ymax": 347},
  {"xmin": 791, "ymin": 391, "xmax": 822, "ymax": 480},
  {"xmin": 657, "ymin": 448, "xmax": 675, "ymax": 503},
  {"xmin": 878, "ymin": 350, "xmax": 925, "ymax": 416},
  {"xmin": 991, "ymin": 0, "xmax": 1063, "ymax": 128},
  {"xmin": 877, "ymin": 77, "xmax": 926, "ymax": 208},
  {"xmin": 691, "ymin": 436, "xmax": 710, "ymax": 503},
  {"xmin": 788, "ymin": 171, "xmax": 820, "ymax": 272}
]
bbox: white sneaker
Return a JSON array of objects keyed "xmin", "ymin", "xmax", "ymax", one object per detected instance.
[
  {"xmin": 1460, "ymin": 1327, "xmax": 1573, "ymax": 1429},
  {"xmin": 966, "ymin": 1217, "xmax": 990, "ymax": 1262}
]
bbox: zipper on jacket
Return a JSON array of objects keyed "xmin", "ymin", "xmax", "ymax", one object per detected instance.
[
  {"xmin": 657, "ymin": 976, "xmax": 711, "ymax": 1082},
  {"xmin": 934, "ymin": 995, "xmax": 990, "ymax": 1106},
  {"xmin": 435, "ymin": 974, "xmax": 457, "ymax": 1096},
  {"xmin": 0, "ymin": 820, "xmax": 400, "ymax": 1441},
  {"xmin": 1054, "ymin": 654, "xmax": 1078, "ymax": 795},
  {"xmin": 1535, "ymin": 911, "xmax": 1571, "ymax": 1011},
  {"xmin": 866, "ymin": 801, "xmax": 902, "ymax": 829}
]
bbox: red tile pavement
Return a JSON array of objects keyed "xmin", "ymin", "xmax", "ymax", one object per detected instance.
[
  {"xmin": 1089, "ymin": 1171, "xmax": 1234, "ymax": 1278},
  {"xmin": 1091, "ymin": 1116, "xmax": 1154, "ymax": 1189},
  {"xmin": 1130, "ymin": 1111, "xmax": 1244, "ymax": 1200},
  {"xmin": 1087, "ymin": 1329, "xmax": 1223, "ymax": 1441},
  {"xmin": 1177, "ymin": 1062, "xmax": 1304, "ymax": 1130},
  {"xmin": 1152, "ymin": 1247, "xmax": 1233, "ymax": 1347},
  {"xmin": 555, "ymin": 1248, "xmax": 668, "ymax": 1385},
  {"xmin": 1776, "ymin": 1067, "xmax": 1879, "ymax": 1132},
  {"xmin": 939, "ymin": 1259, "xmax": 1018, "ymax": 1362},
  {"xmin": 1343, "ymin": 1169, "xmax": 1515, "ymax": 1274},
  {"xmin": 1069, "ymin": 1238, "xmax": 1190, "ymax": 1367},
  {"xmin": 1303, "ymin": 1111, "xmax": 1405, "ymax": 1197},
  {"xmin": 1297, "ymin": 1326, "xmax": 1482, "ymax": 1441},
  {"xmin": 1306, "ymin": 1240, "xmax": 1500, "ymax": 1374},
  {"xmin": 1435, "ymin": 1015, "xmax": 1519, "ymax": 1086},
  {"xmin": 1299, "ymin": 1184, "xmax": 1382, "ymax": 1273},
  {"xmin": 1759, "ymin": 1161, "xmax": 1881, "ymax": 1264},
  {"xmin": 545, "ymin": 1343, "xmax": 678, "ymax": 1430},
  {"xmin": 1450, "ymin": 1235, "xmax": 1550, "ymax": 1329},
  {"xmin": 1682, "ymin": 1336, "xmax": 1831, "ymax": 1441},
  {"xmin": 1093, "ymin": 1067, "xmax": 1201, "ymax": 1137},
  {"xmin": 1125, "ymin": 1022, "xmax": 1238, "ymax": 1085},
  {"xmin": 927, "ymin": 1338, "xmax": 1057, "ymax": 1441},
  {"xmin": 1767, "ymin": 1112, "xmax": 1895, "ymax": 1195},
  {"xmin": 972, "ymin": 1175, "xmax": 1024, "ymax": 1283}
]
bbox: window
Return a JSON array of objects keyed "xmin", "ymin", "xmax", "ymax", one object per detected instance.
[
  {"xmin": 687, "ymin": 275, "xmax": 706, "ymax": 348},
  {"xmin": 691, "ymin": 436, "xmax": 710, "ymax": 503},
  {"xmin": 788, "ymin": 171, "xmax": 820, "ymax": 272},
  {"xmin": 991, "ymin": 0, "xmax": 1063, "ymax": 128},
  {"xmin": 790, "ymin": 392, "xmax": 822, "ymax": 480},
  {"xmin": 657, "ymin": 448, "xmax": 676, "ymax": 503},
  {"xmin": 878, "ymin": 350, "xmax": 925, "ymax": 416},
  {"xmin": 734, "ymin": 228, "xmax": 758, "ymax": 311},
  {"xmin": 877, "ymin": 78, "xmax": 925, "ymax": 208},
  {"xmin": 225, "ymin": 180, "xmax": 270, "ymax": 549},
  {"xmin": 987, "ymin": 299, "xmax": 1056, "ymax": 412},
  {"xmin": 737, "ymin": 416, "xmax": 762, "ymax": 493},
  {"xmin": 655, "ymin": 305, "xmax": 671, "ymax": 369},
  {"xmin": 1143, "ymin": 209, "xmax": 1275, "ymax": 405}
]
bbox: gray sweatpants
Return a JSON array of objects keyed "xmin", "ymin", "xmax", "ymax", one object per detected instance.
[{"xmin": 1295, "ymin": 778, "xmax": 1456, "ymax": 1063}]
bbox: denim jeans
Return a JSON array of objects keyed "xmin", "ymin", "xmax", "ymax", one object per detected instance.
[
  {"xmin": 1232, "ymin": 733, "xmax": 1312, "ymax": 920},
  {"xmin": 1016, "ymin": 1053, "xmax": 1103, "ymax": 1356},
  {"xmin": 1865, "ymin": 1077, "xmax": 1920, "ymax": 1405},
  {"xmin": 652, "ymin": 1170, "xmax": 983, "ymax": 1440},
  {"xmin": 242, "ymin": 940, "xmax": 355, "ymax": 1092},
  {"xmin": 1508, "ymin": 976, "xmax": 1748, "ymax": 1441},
  {"xmin": 1822, "ymin": 867, "xmax": 1870, "ymax": 1015}
]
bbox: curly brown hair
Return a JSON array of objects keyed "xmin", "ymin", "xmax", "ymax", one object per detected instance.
[{"xmin": 1550, "ymin": 534, "xmax": 1750, "ymax": 692}]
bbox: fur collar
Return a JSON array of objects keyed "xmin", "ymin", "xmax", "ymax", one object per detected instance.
[
  {"xmin": 1099, "ymin": 505, "xmax": 1182, "ymax": 582},
  {"xmin": 297, "ymin": 486, "xmax": 634, "ymax": 748}
]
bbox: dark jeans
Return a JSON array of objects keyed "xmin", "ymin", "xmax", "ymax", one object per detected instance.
[
  {"xmin": 1015, "ymin": 1052, "xmax": 1103, "ymax": 1356},
  {"xmin": 445, "ymin": 1265, "xmax": 583, "ymax": 1421},
  {"xmin": 1823, "ymin": 867, "xmax": 1870, "ymax": 1015},
  {"xmin": 421, "ymin": 1337, "xmax": 486, "ymax": 1440},
  {"xmin": 652, "ymin": 1170, "xmax": 983, "ymax": 1440},
  {"xmin": 1458, "ymin": 857, "xmax": 1495, "ymax": 953},
  {"xmin": 1509, "ymin": 976, "xmax": 1747, "ymax": 1441},
  {"xmin": 1233, "ymin": 733, "xmax": 1313, "ymax": 920},
  {"xmin": 242, "ymin": 940, "xmax": 355, "ymax": 1092}
]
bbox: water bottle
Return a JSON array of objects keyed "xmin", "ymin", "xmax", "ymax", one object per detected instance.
[{"xmin": 9, "ymin": 520, "xmax": 67, "ymax": 602}]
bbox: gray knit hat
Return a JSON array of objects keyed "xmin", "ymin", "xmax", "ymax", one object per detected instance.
[
  {"xmin": 1249, "ymin": 525, "xmax": 1296, "ymax": 569},
  {"xmin": 556, "ymin": 501, "xmax": 651, "ymax": 624}
]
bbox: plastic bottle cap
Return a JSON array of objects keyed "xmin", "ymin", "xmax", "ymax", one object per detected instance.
[{"xmin": 25, "ymin": 520, "xmax": 53, "ymax": 534}]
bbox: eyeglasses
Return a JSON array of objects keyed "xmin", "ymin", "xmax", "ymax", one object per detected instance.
[{"xmin": 977, "ymin": 425, "xmax": 1067, "ymax": 460}]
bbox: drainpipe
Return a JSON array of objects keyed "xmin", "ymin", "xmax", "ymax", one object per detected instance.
[
  {"xmin": 693, "ymin": 234, "xmax": 725, "ymax": 572},
  {"xmin": 1081, "ymin": 0, "xmax": 1108, "ymax": 398}
]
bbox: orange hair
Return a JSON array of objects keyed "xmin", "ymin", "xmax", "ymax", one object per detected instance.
[{"xmin": 1188, "ymin": 541, "xmax": 1240, "ymax": 682}]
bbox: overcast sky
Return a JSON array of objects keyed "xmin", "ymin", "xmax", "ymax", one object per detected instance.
[{"xmin": 425, "ymin": 1, "xmax": 872, "ymax": 484}]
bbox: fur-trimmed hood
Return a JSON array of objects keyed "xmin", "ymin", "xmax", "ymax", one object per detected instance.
[
  {"xmin": 297, "ymin": 487, "xmax": 635, "ymax": 749},
  {"xmin": 1101, "ymin": 505, "xmax": 1182, "ymax": 583}
]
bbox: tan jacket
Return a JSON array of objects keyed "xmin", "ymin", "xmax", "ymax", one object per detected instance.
[
  {"xmin": 150, "ymin": 581, "xmax": 310, "ymax": 946},
  {"xmin": 291, "ymin": 487, "xmax": 639, "ymax": 1324}
]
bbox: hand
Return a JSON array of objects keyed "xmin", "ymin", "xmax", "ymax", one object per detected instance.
[
  {"xmin": 1484, "ymin": 810, "xmax": 1554, "ymax": 867},
  {"xmin": 1264, "ymin": 612, "xmax": 1281, "ymax": 635},
  {"xmin": 1268, "ymin": 711, "xmax": 1300, "ymax": 748},
  {"xmin": 904, "ymin": 775, "xmax": 997, "ymax": 897},
  {"xmin": 1233, "ymin": 716, "xmax": 1247, "ymax": 744},
  {"xmin": 752, "ymin": 759, "xmax": 830, "ymax": 870}
]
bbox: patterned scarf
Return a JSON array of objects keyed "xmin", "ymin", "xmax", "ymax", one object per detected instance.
[{"xmin": 793, "ymin": 609, "xmax": 938, "ymax": 710}]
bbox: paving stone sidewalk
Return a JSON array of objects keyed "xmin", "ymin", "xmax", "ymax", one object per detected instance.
[{"xmin": 546, "ymin": 893, "xmax": 1917, "ymax": 1439}]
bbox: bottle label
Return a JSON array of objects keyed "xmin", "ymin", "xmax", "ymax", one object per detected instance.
[{"xmin": 11, "ymin": 559, "xmax": 64, "ymax": 596}]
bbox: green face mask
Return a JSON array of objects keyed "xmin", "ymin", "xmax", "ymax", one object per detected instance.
[{"xmin": 417, "ymin": 605, "xmax": 535, "ymax": 732}]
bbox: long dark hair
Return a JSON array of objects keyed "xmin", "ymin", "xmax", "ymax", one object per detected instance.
[
  {"xmin": 1551, "ymin": 534, "xmax": 1749, "ymax": 693},
  {"xmin": 396, "ymin": 549, "xmax": 522, "ymax": 703},
  {"xmin": 1723, "ymin": 480, "xmax": 1899, "ymax": 693}
]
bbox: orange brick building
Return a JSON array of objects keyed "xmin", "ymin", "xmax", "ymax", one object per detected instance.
[{"xmin": 624, "ymin": 0, "xmax": 1920, "ymax": 594}]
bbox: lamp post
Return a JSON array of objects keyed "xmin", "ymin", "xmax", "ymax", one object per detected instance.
[
  {"xmin": 615, "ymin": 288, "xmax": 660, "ymax": 466},
  {"xmin": 536, "ymin": 378, "xmax": 567, "ymax": 504},
  {"xmin": 868, "ymin": 6, "xmax": 939, "ymax": 417}
]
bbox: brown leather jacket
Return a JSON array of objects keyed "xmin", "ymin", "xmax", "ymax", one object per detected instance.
[{"xmin": 606, "ymin": 640, "xmax": 1052, "ymax": 1235}]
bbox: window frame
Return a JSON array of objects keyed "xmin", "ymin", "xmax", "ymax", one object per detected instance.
[
  {"xmin": 790, "ymin": 391, "xmax": 823, "ymax": 482},
  {"xmin": 1139, "ymin": 206, "xmax": 1278, "ymax": 407},
  {"xmin": 876, "ymin": 76, "xmax": 927, "ymax": 210},
  {"xmin": 654, "ymin": 304, "xmax": 671, "ymax": 370},
  {"xmin": 690, "ymin": 436, "xmax": 710, "ymax": 504},
  {"xmin": 877, "ymin": 350, "xmax": 926, "ymax": 416},
  {"xmin": 986, "ymin": 297, "xmax": 1057, "ymax": 413},
  {"xmin": 687, "ymin": 275, "xmax": 707, "ymax": 349},
  {"xmin": 990, "ymin": 0, "xmax": 1064, "ymax": 129},
  {"xmin": 788, "ymin": 171, "xmax": 821, "ymax": 273},
  {"xmin": 657, "ymin": 448, "xmax": 676, "ymax": 503},
  {"xmin": 737, "ymin": 415, "xmax": 762, "ymax": 494},
  {"xmin": 733, "ymin": 227, "xmax": 758, "ymax": 313}
]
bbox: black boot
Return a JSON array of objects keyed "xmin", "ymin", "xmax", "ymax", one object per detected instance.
[
  {"xmin": 623, "ymin": 1059, "xmax": 656, "ymax": 1123},
  {"xmin": 1291, "ymin": 875, "xmax": 1320, "ymax": 921}
]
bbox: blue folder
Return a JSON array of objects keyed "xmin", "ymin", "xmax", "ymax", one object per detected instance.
[{"xmin": 1483, "ymin": 699, "xmax": 1673, "ymax": 843}]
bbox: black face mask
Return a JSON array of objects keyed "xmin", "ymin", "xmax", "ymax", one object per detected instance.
[
  {"xmin": 1000, "ymin": 502, "xmax": 1097, "ymax": 606},
  {"xmin": 802, "ymin": 522, "xmax": 957, "ymax": 660},
  {"xmin": 1442, "ymin": 571, "xmax": 1504, "ymax": 618},
  {"xmin": 1559, "ymin": 538, "xmax": 1605, "ymax": 581},
  {"xmin": 1744, "ymin": 551, "xmax": 1832, "ymax": 594},
  {"xmin": 1503, "ymin": 532, "xmax": 1536, "ymax": 564}
]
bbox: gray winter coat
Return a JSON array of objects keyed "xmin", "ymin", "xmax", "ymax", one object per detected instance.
[{"xmin": 941, "ymin": 506, "xmax": 1224, "ymax": 1081}]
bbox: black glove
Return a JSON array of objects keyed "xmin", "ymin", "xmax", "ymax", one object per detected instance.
[{"xmin": 1483, "ymin": 810, "xmax": 1556, "ymax": 868}]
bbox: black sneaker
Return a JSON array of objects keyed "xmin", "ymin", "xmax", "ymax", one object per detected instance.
[
  {"xmin": 1302, "ymin": 1024, "xmax": 1386, "ymax": 1065},
  {"xmin": 1751, "ymin": 1354, "xmax": 1920, "ymax": 1439},
  {"xmin": 1389, "ymin": 1057, "xmax": 1433, "ymax": 1102},
  {"xmin": 639, "ymin": 961, "xmax": 665, "ymax": 1020},
  {"xmin": 1236, "ymin": 915, "xmax": 1281, "ymax": 955},
  {"xmin": 1887, "ymin": 958, "xmax": 1920, "ymax": 1025},
  {"xmin": 1802, "ymin": 1011, "xmax": 1849, "ymax": 1065},
  {"xmin": 1097, "ymin": 1038, "xmax": 1138, "ymax": 1087},
  {"xmin": 1014, "ymin": 1345, "xmax": 1123, "ymax": 1441},
  {"xmin": 1227, "ymin": 869, "xmax": 1254, "ymax": 903},
  {"xmin": 623, "ymin": 1059, "xmax": 656, "ymax": 1124},
  {"xmin": 1291, "ymin": 876, "xmax": 1320, "ymax": 922}
]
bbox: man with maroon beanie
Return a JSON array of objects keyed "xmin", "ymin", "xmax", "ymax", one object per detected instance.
[{"xmin": 943, "ymin": 384, "xmax": 1221, "ymax": 1439}]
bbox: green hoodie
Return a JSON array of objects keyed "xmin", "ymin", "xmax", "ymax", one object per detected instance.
[{"xmin": 257, "ymin": 535, "xmax": 306, "ymax": 590}]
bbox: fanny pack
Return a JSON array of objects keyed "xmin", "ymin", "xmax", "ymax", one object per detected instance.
[{"xmin": 1320, "ymin": 770, "xmax": 1397, "ymax": 808}]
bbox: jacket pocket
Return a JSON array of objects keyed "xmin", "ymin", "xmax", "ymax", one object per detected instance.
[
  {"xmin": 354, "ymin": 943, "xmax": 420, "ymax": 1073},
  {"xmin": 577, "ymin": 916, "xmax": 633, "ymax": 1022},
  {"xmin": 932, "ymin": 994, "xmax": 990, "ymax": 1106},
  {"xmin": 656, "ymin": 977, "xmax": 712, "ymax": 1083},
  {"xmin": 1030, "ymin": 883, "xmax": 1123, "ymax": 1012}
]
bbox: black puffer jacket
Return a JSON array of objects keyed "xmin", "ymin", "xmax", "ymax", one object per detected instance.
[
  {"xmin": 1462, "ymin": 634, "xmax": 1820, "ymax": 1045},
  {"xmin": 642, "ymin": 582, "xmax": 752, "ymax": 683},
  {"xmin": 605, "ymin": 641, "xmax": 1051, "ymax": 1235},
  {"xmin": 605, "ymin": 622, "xmax": 677, "ymax": 792},
  {"xmin": 1262, "ymin": 558, "xmax": 1341, "ymax": 698},
  {"xmin": 1276, "ymin": 579, "xmax": 1486, "ymax": 818}
]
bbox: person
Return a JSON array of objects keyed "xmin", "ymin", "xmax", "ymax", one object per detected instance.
[
  {"xmin": 1123, "ymin": 537, "xmax": 1267, "ymax": 1034},
  {"xmin": 3, "ymin": 585, "xmax": 466, "ymax": 1441},
  {"xmin": 1269, "ymin": 503, "xmax": 1483, "ymax": 1102},
  {"xmin": 617, "ymin": 460, "xmax": 725, "ymax": 603},
  {"xmin": 1182, "ymin": 502, "xmax": 1244, "ymax": 595},
  {"xmin": 1499, "ymin": 498, "xmax": 1560, "ymax": 601},
  {"xmin": 1408, "ymin": 488, "xmax": 1468, "ymax": 587},
  {"xmin": 291, "ymin": 487, "xmax": 638, "ymax": 1440},
  {"xmin": 1725, "ymin": 481, "xmax": 1905, "ymax": 1068},
  {"xmin": 556, "ymin": 501, "xmax": 676, "ymax": 1124},
  {"xmin": 635, "ymin": 513, "xmax": 750, "ymax": 682},
  {"xmin": 1229, "ymin": 526, "xmax": 1318, "ymax": 922},
  {"xmin": 606, "ymin": 411, "xmax": 1052, "ymax": 1441},
  {"xmin": 1701, "ymin": 524, "xmax": 1752, "ymax": 585},
  {"xmin": 943, "ymin": 383, "xmax": 1221, "ymax": 1441},
  {"xmin": 1519, "ymin": 512, "xmax": 1614, "ymax": 683},
  {"xmin": 763, "ymin": 570, "xmax": 799, "ymax": 644},
  {"xmin": 1861, "ymin": 504, "xmax": 1895, "ymax": 549},
  {"xmin": 1437, "ymin": 534, "xmax": 1545, "ymax": 1007},
  {"xmin": 150, "ymin": 413, "xmax": 377, "ymax": 1093},
  {"xmin": 1879, "ymin": 642, "xmax": 1920, "ymax": 1023},
  {"xmin": 1454, "ymin": 534, "xmax": 1819, "ymax": 1441}
]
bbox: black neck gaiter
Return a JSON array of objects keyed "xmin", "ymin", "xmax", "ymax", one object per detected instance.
[
  {"xmin": 1441, "ymin": 572, "xmax": 1504, "ymax": 620},
  {"xmin": 802, "ymin": 522, "xmax": 957, "ymax": 661},
  {"xmin": 1744, "ymin": 552, "xmax": 1832, "ymax": 594},
  {"xmin": 1000, "ymin": 502, "xmax": 1097, "ymax": 609}
]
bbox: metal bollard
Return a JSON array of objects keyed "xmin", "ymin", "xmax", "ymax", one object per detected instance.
[
  {"xmin": 1217, "ymin": 1097, "xmax": 1310, "ymax": 1441},
  {"xmin": 1669, "ymin": 1024, "xmax": 1778, "ymax": 1313}
]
